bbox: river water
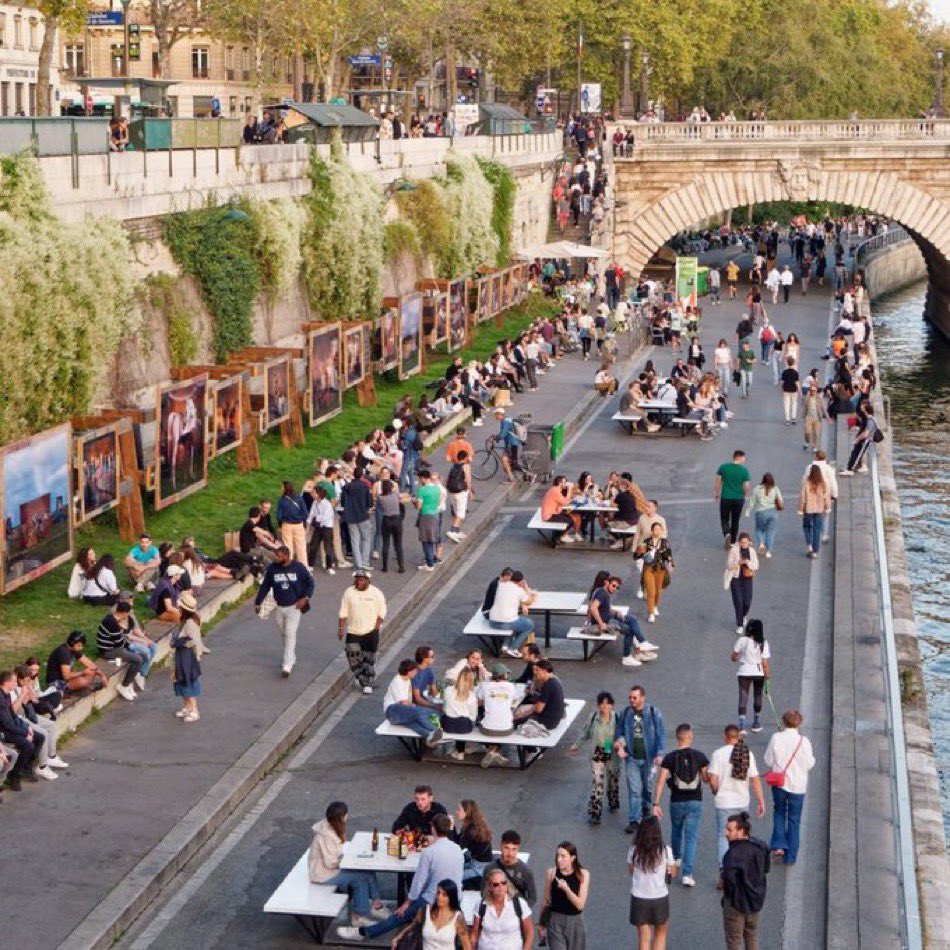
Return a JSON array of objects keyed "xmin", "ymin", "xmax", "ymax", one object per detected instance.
[{"xmin": 871, "ymin": 282, "xmax": 950, "ymax": 835}]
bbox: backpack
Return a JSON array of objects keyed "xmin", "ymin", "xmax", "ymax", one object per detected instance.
[
  {"xmin": 669, "ymin": 748, "xmax": 702, "ymax": 792},
  {"xmin": 511, "ymin": 420, "xmax": 528, "ymax": 443},
  {"xmin": 446, "ymin": 462, "xmax": 467, "ymax": 493},
  {"xmin": 761, "ymin": 326, "xmax": 775, "ymax": 343},
  {"xmin": 478, "ymin": 894, "xmax": 527, "ymax": 939}
]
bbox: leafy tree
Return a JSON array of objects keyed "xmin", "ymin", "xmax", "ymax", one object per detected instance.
[
  {"xmin": 150, "ymin": 0, "xmax": 201, "ymax": 79},
  {"xmin": 36, "ymin": 0, "xmax": 88, "ymax": 116}
]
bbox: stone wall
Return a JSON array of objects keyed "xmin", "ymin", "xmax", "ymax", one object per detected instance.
[{"xmin": 862, "ymin": 240, "xmax": 927, "ymax": 300}]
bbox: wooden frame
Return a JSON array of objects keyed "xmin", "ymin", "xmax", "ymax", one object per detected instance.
[
  {"xmin": 398, "ymin": 292, "xmax": 423, "ymax": 379},
  {"xmin": 375, "ymin": 305, "xmax": 399, "ymax": 372},
  {"xmin": 308, "ymin": 323, "xmax": 343, "ymax": 427},
  {"xmin": 264, "ymin": 357, "xmax": 292, "ymax": 429},
  {"xmin": 75, "ymin": 422, "xmax": 120, "ymax": 523},
  {"xmin": 447, "ymin": 278, "xmax": 468, "ymax": 352},
  {"xmin": 211, "ymin": 374, "xmax": 243, "ymax": 456},
  {"xmin": 155, "ymin": 375, "xmax": 209, "ymax": 511},
  {"xmin": 342, "ymin": 323, "xmax": 366, "ymax": 389},
  {"xmin": 0, "ymin": 422, "xmax": 74, "ymax": 595},
  {"xmin": 421, "ymin": 290, "xmax": 448, "ymax": 347},
  {"xmin": 489, "ymin": 272, "xmax": 503, "ymax": 316}
]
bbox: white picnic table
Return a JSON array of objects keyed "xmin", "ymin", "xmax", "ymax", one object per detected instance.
[{"xmin": 529, "ymin": 590, "xmax": 588, "ymax": 646}]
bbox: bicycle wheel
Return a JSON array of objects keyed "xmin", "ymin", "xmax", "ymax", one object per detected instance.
[{"xmin": 471, "ymin": 448, "xmax": 500, "ymax": 481}]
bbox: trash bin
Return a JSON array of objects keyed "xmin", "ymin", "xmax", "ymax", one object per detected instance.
[
  {"xmin": 551, "ymin": 421, "xmax": 565, "ymax": 460},
  {"xmin": 525, "ymin": 424, "xmax": 556, "ymax": 480}
]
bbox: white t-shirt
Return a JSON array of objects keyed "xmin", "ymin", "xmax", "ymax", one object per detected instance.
[
  {"xmin": 780, "ymin": 269, "xmax": 794, "ymax": 286},
  {"xmin": 81, "ymin": 567, "xmax": 118, "ymax": 599},
  {"xmin": 477, "ymin": 897, "xmax": 531, "ymax": 950},
  {"xmin": 714, "ymin": 346, "xmax": 732, "ymax": 367},
  {"xmin": 477, "ymin": 680, "xmax": 516, "ymax": 732},
  {"xmin": 383, "ymin": 674, "xmax": 412, "ymax": 712},
  {"xmin": 627, "ymin": 844, "xmax": 674, "ymax": 899},
  {"xmin": 708, "ymin": 743, "xmax": 759, "ymax": 810},
  {"xmin": 733, "ymin": 636, "xmax": 771, "ymax": 677},
  {"xmin": 489, "ymin": 582, "xmax": 529, "ymax": 623}
]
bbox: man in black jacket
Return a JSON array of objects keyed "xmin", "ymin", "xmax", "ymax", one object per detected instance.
[
  {"xmin": 0, "ymin": 669, "xmax": 44, "ymax": 790},
  {"xmin": 391, "ymin": 784, "xmax": 447, "ymax": 836},
  {"xmin": 721, "ymin": 811, "xmax": 771, "ymax": 949},
  {"xmin": 253, "ymin": 546, "xmax": 314, "ymax": 678}
]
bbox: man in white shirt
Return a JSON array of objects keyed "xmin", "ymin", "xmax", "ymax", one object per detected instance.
[
  {"xmin": 707, "ymin": 724, "xmax": 766, "ymax": 870},
  {"xmin": 488, "ymin": 570, "xmax": 536, "ymax": 658},
  {"xmin": 477, "ymin": 664, "xmax": 517, "ymax": 768},
  {"xmin": 765, "ymin": 266, "xmax": 781, "ymax": 304},
  {"xmin": 382, "ymin": 659, "xmax": 443, "ymax": 746},
  {"xmin": 763, "ymin": 709, "xmax": 816, "ymax": 865},
  {"xmin": 779, "ymin": 266, "xmax": 794, "ymax": 304}
]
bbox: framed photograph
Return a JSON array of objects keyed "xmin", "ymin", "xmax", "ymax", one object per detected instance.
[
  {"xmin": 399, "ymin": 293, "xmax": 423, "ymax": 379},
  {"xmin": 0, "ymin": 423, "xmax": 73, "ymax": 595},
  {"xmin": 490, "ymin": 273, "xmax": 502, "ymax": 316},
  {"xmin": 156, "ymin": 375, "xmax": 209, "ymax": 510},
  {"xmin": 375, "ymin": 306, "xmax": 399, "ymax": 371},
  {"xmin": 76, "ymin": 424, "xmax": 120, "ymax": 523},
  {"xmin": 432, "ymin": 293, "xmax": 448, "ymax": 345},
  {"xmin": 212, "ymin": 375, "xmax": 243, "ymax": 456},
  {"xmin": 448, "ymin": 279, "xmax": 467, "ymax": 353},
  {"xmin": 343, "ymin": 324, "xmax": 366, "ymax": 389},
  {"xmin": 308, "ymin": 323, "xmax": 342, "ymax": 427},
  {"xmin": 264, "ymin": 358, "xmax": 292, "ymax": 429}
]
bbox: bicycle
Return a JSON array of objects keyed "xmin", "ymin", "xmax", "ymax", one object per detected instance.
[{"xmin": 471, "ymin": 436, "xmax": 543, "ymax": 483}]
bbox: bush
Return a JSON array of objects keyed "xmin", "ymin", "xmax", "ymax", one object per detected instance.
[
  {"xmin": 477, "ymin": 158, "xmax": 516, "ymax": 266},
  {"xmin": 382, "ymin": 219, "xmax": 421, "ymax": 263},
  {"xmin": 144, "ymin": 273, "xmax": 199, "ymax": 366},
  {"xmin": 251, "ymin": 197, "xmax": 306, "ymax": 297}
]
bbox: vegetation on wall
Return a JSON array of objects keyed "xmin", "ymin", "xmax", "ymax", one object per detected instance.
[
  {"xmin": 163, "ymin": 204, "xmax": 261, "ymax": 361},
  {"xmin": 144, "ymin": 273, "xmax": 199, "ymax": 367},
  {"xmin": 0, "ymin": 153, "xmax": 139, "ymax": 443},
  {"xmin": 396, "ymin": 180, "xmax": 453, "ymax": 274},
  {"xmin": 476, "ymin": 158, "xmax": 516, "ymax": 266},
  {"xmin": 382, "ymin": 219, "xmax": 421, "ymax": 263},
  {"xmin": 302, "ymin": 131, "xmax": 384, "ymax": 321},
  {"xmin": 251, "ymin": 197, "xmax": 306, "ymax": 297}
]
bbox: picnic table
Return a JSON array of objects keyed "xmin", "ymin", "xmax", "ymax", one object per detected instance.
[
  {"xmin": 569, "ymin": 500, "xmax": 617, "ymax": 543},
  {"xmin": 341, "ymin": 831, "xmax": 420, "ymax": 904},
  {"xmin": 529, "ymin": 590, "xmax": 588, "ymax": 647}
]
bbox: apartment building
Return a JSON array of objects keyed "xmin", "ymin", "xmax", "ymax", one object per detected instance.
[{"xmin": 0, "ymin": 3, "xmax": 57, "ymax": 116}]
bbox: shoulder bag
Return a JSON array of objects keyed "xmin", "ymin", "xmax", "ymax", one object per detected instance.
[
  {"xmin": 764, "ymin": 736, "xmax": 804, "ymax": 788},
  {"xmin": 393, "ymin": 920, "xmax": 423, "ymax": 950}
]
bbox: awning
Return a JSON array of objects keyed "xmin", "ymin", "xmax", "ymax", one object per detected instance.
[{"xmin": 517, "ymin": 240, "xmax": 609, "ymax": 259}]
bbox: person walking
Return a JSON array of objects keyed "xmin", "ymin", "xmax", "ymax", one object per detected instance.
[
  {"xmin": 839, "ymin": 401, "xmax": 880, "ymax": 476},
  {"xmin": 626, "ymin": 816, "xmax": 676, "ymax": 949},
  {"xmin": 764, "ymin": 709, "xmax": 816, "ymax": 866},
  {"xmin": 392, "ymin": 879, "xmax": 472, "ymax": 950},
  {"xmin": 721, "ymin": 811, "xmax": 771, "ymax": 950},
  {"xmin": 253, "ymin": 545, "xmax": 314, "ymax": 678},
  {"xmin": 569, "ymin": 691, "xmax": 621, "ymax": 824},
  {"xmin": 539, "ymin": 842, "xmax": 590, "ymax": 950},
  {"xmin": 715, "ymin": 450, "xmax": 751, "ymax": 548},
  {"xmin": 639, "ymin": 522, "xmax": 674, "ymax": 624},
  {"xmin": 779, "ymin": 265, "xmax": 794, "ymax": 304},
  {"xmin": 732, "ymin": 619, "xmax": 771, "ymax": 735},
  {"xmin": 801, "ymin": 383, "xmax": 828, "ymax": 452},
  {"xmin": 445, "ymin": 449, "xmax": 472, "ymax": 542},
  {"xmin": 713, "ymin": 339, "xmax": 733, "ymax": 394},
  {"xmin": 708, "ymin": 726, "xmax": 766, "ymax": 872},
  {"xmin": 306, "ymin": 485, "xmax": 337, "ymax": 575},
  {"xmin": 470, "ymin": 867, "xmax": 534, "ymax": 949},
  {"xmin": 725, "ymin": 533, "xmax": 759, "ymax": 634},
  {"xmin": 375, "ymin": 479, "xmax": 405, "ymax": 573},
  {"xmin": 276, "ymin": 480, "xmax": 309, "ymax": 567},
  {"xmin": 737, "ymin": 341, "xmax": 756, "ymax": 399},
  {"xmin": 780, "ymin": 357, "xmax": 802, "ymax": 425},
  {"xmin": 745, "ymin": 473, "xmax": 783, "ymax": 558},
  {"xmin": 652, "ymin": 723, "xmax": 710, "ymax": 888},
  {"xmin": 758, "ymin": 319, "xmax": 776, "ymax": 364},
  {"xmin": 769, "ymin": 331, "xmax": 785, "ymax": 385},
  {"xmin": 615, "ymin": 686, "xmax": 667, "ymax": 834},
  {"xmin": 798, "ymin": 464, "xmax": 832, "ymax": 558},
  {"xmin": 338, "ymin": 569, "xmax": 387, "ymax": 694},
  {"xmin": 171, "ymin": 592, "xmax": 206, "ymax": 723}
]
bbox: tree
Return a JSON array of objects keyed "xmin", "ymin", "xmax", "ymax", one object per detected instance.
[
  {"xmin": 36, "ymin": 0, "xmax": 88, "ymax": 116},
  {"xmin": 150, "ymin": 0, "xmax": 201, "ymax": 79}
]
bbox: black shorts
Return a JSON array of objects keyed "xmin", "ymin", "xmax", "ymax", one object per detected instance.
[{"xmin": 630, "ymin": 895, "xmax": 669, "ymax": 927}]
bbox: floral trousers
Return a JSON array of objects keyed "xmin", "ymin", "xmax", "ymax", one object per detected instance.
[{"xmin": 588, "ymin": 747, "xmax": 620, "ymax": 820}]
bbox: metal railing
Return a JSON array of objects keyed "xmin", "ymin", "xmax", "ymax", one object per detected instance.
[
  {"xmin": 869, "ymin": 449, "xmax": 923, "ymax": 950},
  {"xmin": 853, "ymin": 226, "xmax": 911, "ymax": 271}
]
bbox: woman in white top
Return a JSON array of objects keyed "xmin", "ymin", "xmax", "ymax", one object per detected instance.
[
  {"xmin": 471, "ymin": 869, "xmax": 532, "ymax": 950},
  {"xmin": 745, "ymin": 472, "xmax": 784, "ymax": 558},
  {"xmin": 731, "ymin": 618, "xmax": 771, "ymax": 735},
  {"xmin": 442, "ymin": 668, "xmax": 478, "ymax": 761},
  {"xmin": 764, "ymin": 709, "xmax": 816, "ymax": 866},
  {"xmin": 577, "ymin": 311, "xmax": 594, "ymax": 360},
  {"xmin": 68, "ymin": 547, "xmax": 96, "ymax": 599},
  {"xmin": 713, "ymin": 338, "xmax": 733, "ymax": 394},
  {"xmin": 784, "ymin": 332, "xmax": 801, "ymax": 367},
  {"xmin": 393, "ymin": 879, "xmax": 471, "ymax": 950},
  {"xmin": 626, "ymin": 816, "xmax": 675, "ymax": 949},
  {"xmin": 81, "ymin": 554, "xmax": 120, "ymax": 606}
]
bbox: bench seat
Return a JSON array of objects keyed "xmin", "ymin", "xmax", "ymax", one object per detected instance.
[
  {"xmin": 566, "ymin": 625, "xmax": 618, "ymax": 661},
  {"xmin": 264, "ymin": 851, "xmax": 349, "ymax": 943},
  {"xmin": 375, "ymin": 699, "xmax": 586, "ymax": 769},
  {"xmin": 462, "ymin": 609, "xmax": 509, "ymax": 656}
]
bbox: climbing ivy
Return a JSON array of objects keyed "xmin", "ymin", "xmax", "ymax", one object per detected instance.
[
  {"xmin": 144, "ymin": 273, "xmax": 199, "ymax": 366},
  {"xmin": 396, "ymin": 179, "xmax": 453, "ymax": 274},
  {"xmin": 382, "ymin": 219, "xmax": 421, "ymax": 263},
  {"xmin": 476, "ymin": 158, "xmax": 516, "ymax": 266}
]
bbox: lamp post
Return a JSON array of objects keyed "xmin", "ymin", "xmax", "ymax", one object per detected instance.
[
  {"xmin": 620, "ymin": 33, "xmax": 634, "ymax": 117},
  {"xmin": 936, "ymin": 48, "xmax": 945, "ymax": 118},
  {"xmin": 639, "ymin": 49, "xmax": 650, "ymax": 117}
]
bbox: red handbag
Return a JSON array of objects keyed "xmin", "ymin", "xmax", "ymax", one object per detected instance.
[{"xmin": 764, "ymin": 737, "xmax": 803, "ymax": 788}]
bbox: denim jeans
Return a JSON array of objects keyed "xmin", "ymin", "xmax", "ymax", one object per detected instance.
[
  {"xmin": 372, "ymin": 505, "xmax": 384, "ymax": 557},
  {"xmin": 128, "ymin": 640, "xmax": 156, "ymax": 676},
  {"xmin": 739, "ymin": 369, "xmax": 753, "ymax": 397},
  {"xmin": 669, "ymin": 800, "xmax": 703, "ymax": 876},
  {"xmin": 324, "ymin": 869, "xmax": 381, "ymax": 916},
  {"xmin": 422, "ymin": 540, "xmax": 437, "ymax": 567},
  {"xmin": 760, "ymin": 341, "xmax": 773, "ymax": 363},
  {"xmin": 364, "ymin": 896, "xmax": 427, "ymax": 938},
  {"xmin": 716, "ymin": 365, "xmax": 731, "ymax": 393},
  {"xmin": 619, "ymin": 616, "xmax": 644, "ymax": 656},
  {"xmin": 715, "ymin": 806, "xmax": 736, "ymax": 868},
  {"xmin": 770, "ymin": 787, "xmax": 805, "ymax": 862},
  {"xmin": 754, "ymin": 510, "xmax": 778, "ymax": 552},
  {"xmin": 386, "ymin": 702, "xmax": 438, "ymax": 740},
  {"xmin": 730, "ymin": 576, "xmax": 754, "ymax": 627},
  {"xmin": 347, "ymin": 519, "xmax": 375, "ymax": 570},
  {"xmin": 489, "ymin": 615, "xmax": 534, "ymax": 651},
  {"xmin": 623, "ymin": 758, "xmax": 654, "ymax": 824},
  {"xmin": 399, "ymin": 453, "xmax": 419, "ymax": 495},
  {"xmin": 802, "ymin": 512, "xmax": 824, "ymax": 553}
]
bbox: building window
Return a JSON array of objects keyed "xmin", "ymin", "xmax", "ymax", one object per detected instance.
[
  {"xmin": 111, "ymin": 45, "xmax": 125, "ymax": 78},
  {"xmin": 225, "ymin": 45, "xmax": 234, "ymax": 81},
  {"xmin": 14, "ymin": 82, "xmax": 23, "ymax": 113},
  {"xmin": 244, "ymin": 95, "xmax": 252, "ymax": 114},
  {"xmin": 152, "ymin": 51, "xmax": 161, "ymax": 78},
  {"xmin": 64, "ymin": 44, "xmax": 85, "ymax": 79},
  {"xmin": 28, "ymin": 82, "xmax": 35, "ymax": 115},
  {"xmin": 13, "ymin": 14, "xmax": 22, "ymax": 49},
  {"xmin": 242, "ymin": 47, "xmax": 250, "ymax": 81},
  {"xmin": 193, "ymin": 95, "xmax": 214, "ymax": 117},
  {"xmin": 28, "ymin": 17, "xmax": 38, "ymax": 51},
  {"xmin": 192, "ymin": 47, "xmax": 210, "ymax": 79},
  {"xmin": 0, "ymin": 13, "xmax": 7, "ymax": 48},
  {"xmin": 1, "ymin": 82, "xmax": 9, "ymax": 116},
  {"xmin": 229, "ymin": 94, "xmax": 237, "ymax": 115}
]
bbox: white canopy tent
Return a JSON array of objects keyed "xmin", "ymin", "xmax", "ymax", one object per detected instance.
[{"xmin": 517, "ymin": 240, "xmax": 609, "ymax": 259}]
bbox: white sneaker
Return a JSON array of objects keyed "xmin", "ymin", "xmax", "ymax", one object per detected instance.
[
  {"xmin": 46, "ymin": 756, "xmax": 69, "ymax": 769},
  {"xmin": 719, "ymin": 422, "xmax": 729, "ymax": 429},
  {"xmin": 134, "ymin": 673, "xmax": 146, "ymax": 691},
  {"xmin": 638, "ymin": 651, "xmax": 658, "ymax": 662},
  {"xmin": 417, "ymin": 564, "xmax": 434, "ymax": 572},
  {"xmin": 609, "ymin": 540, "xmax": 625, "ymax": 550},
  {"xmin": 639, "ymin": 640, "xmax": 660, "ymax": 651},
  {"xmin": 449, "ymin": 749, "xmax": 466, "ymax": 761},
  {"xmin": 637, "ymin": 589, "xmax": 644, "ymax": 599},
  {"xmin": 327, "ymin": 568, "xmax": 336, "ymax": 575},
  {"xmin": 736, "ymin": 626, "xmax": 744, "ymax": 635},
  {"xmin": 362, "ymin": 685, "xmax": 373, "ymax": 695},
  {"xmin": 456, "ymin": 531, "xmax": 467, "ymax": 539},
  {"xmin": 338, "ymin": 560, "xmax": 353, "ymax": 568},
  {"xmin": 116, "ymin": 683, "xmax": 136, "ymax": 702},
  {"xmin": 175, "ymin": 709, "xmax": 188, "ymax": 718},
  {"xmin": 648, "ymin": 612, "xmax": 656, "ymax": 623},
  {"xmin": 502, "ymin": 646, "xmax": 521, "ymax": 658},
  {"xmin": 622, "ymin": 655, "xmax": 642, "ymax": 667},
  {"xmin": 183, "ymin": 711, "xmax": 201, "ymax": 723},
  {"xmin": 36, "ymin": 765, "xmax": 58, "ymax": 781},
  {"xmin": 473, "ymin": 419, "xmax": 483, "ymax": 427},
  {"xmin": 336, "ymin": 926, "xmax": 364, "ymax": 941},
  {"xmin": 653, "ymin": 608, "xmax": 659, "ymax": 617},
  {"xmin": 682, "ymin": 874, "xmax": 696, "ymax": 887},
  {"xmin": 560, "ymin": 533, "xmax": 576, "ymax": 544},
  {"xmin": 765, "ymin": 551, "xmax": 772, "ymax": 559},
  {"xmin": 372, "ymin": 552, "xmax": 380, "ymax": 560}
]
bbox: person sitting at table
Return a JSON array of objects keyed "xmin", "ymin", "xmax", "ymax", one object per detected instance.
[
  {"xmin": 477, "ymin": 663, "xmax": 518, "ymax": 769},
  {"xmin": 451, "ymin": 799, "xmax": 494, "ymax": 886},
  {"xmin": 540, "ymin": 476, "xmax": 580, "ymax": 545},
  {"xmin": 608, "ymin": 477, "xmax": 647, "ymax": 549},
  {"xmin": 513, "ymin": 659, "xmax": 566, "ymax": 731},
  {"xmin": 445, "ymin": 648, "xmax": 491, "ymax": 687},
  {"xmin": 594, "ymin": 362, "xmax": 618, "ymax": 397},
  {"xmin": 308, "ymin": 801, "xmax": 387, "ymax": 928},
  {"xmin": 587, "ymin": 575, "xmax": 658, "ymax": 667},
  {"xmin": 619, "ymin": 381, "xmax": 661, "ymax": 434},
  {"xmin": 411, "ymin": 645, "xmax": 440, "ymax": 709},
  {"xmin": 513, "ymin": 643, "xmax": 543, "ymax": 692},
  {"xmin": 675, "ymin": 382, "xmax": 714, "ymax": 441},
  {"xmin": 383, "ymin": 660, "xmax": 444, "ymax": 749},
  {"xmin": 338, "ymin": 813, "xmax": 464, "ymax": 943},
  {"xmin": 392, "ymin": 784, "xmax": 449, "ymax": 837},
  {"xmin": 442, "ymin": 668, "xmax": 478, "ymax": 761},
  {"xmin": 489, "ymin": 570, "xmax": 537, "ymax": 659}
]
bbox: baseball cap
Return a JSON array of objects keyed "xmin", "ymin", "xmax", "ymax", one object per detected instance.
[
  {"xmin": 491, "ymin": 662, "xmax": 510, "ymax": 677},
  {"xmin": 353, "ymin": 568, "xmax": 371, "ymax": 578},
  {"xmin": 166, "ymin": 565, "xmax": 185, "ymax": 578}
]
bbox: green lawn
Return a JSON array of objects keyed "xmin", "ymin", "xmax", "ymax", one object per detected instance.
[{"xmin": 0, "ymin": 297, "xmax": 557, "ymax": 670}]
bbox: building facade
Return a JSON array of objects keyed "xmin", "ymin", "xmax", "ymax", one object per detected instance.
[{"xmin": 0, "ymin": 3, "xmax": 58, "ymax": 116}]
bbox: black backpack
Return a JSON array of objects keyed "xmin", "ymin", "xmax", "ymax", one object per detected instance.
[
  {"xmin": 446, "ymin": 462, "xmax": 467, "ymax": 493},
  {"xmin": 670, "ymin": 748, "xmax": 701, "ymax": 792},
  {"xmin": 478, "ymin": 894, "xmax": 527, "ymax": 939}
]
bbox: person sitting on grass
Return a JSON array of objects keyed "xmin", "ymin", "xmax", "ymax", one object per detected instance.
[
  {"xmin": 45, "ymin": 630, "xmax": 108, "ymax": 696},
  {"xmin": 150, "ymin": 564, "xmax": 184, "ymax": 622},
  {"xmin": 123, "ymin": 532, "xmax": 160, "ymax": 592},
  {"xmin": 81, "ymin": 553, "xmax": 121, "ymax": 607}
]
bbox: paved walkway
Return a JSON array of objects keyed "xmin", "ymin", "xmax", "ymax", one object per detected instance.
[{"xmin": 111, "ymin": 258, "xmax": 842, "ymax": 948}]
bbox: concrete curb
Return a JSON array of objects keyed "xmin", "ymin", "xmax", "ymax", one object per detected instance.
[{"xmin": 59, "ymin": 344, "xmax": 646, "ymax": 950}]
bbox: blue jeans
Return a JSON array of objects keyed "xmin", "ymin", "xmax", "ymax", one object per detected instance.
[
  {"xmin": 802, "ymin": 512, "xmax": 824, "ymax": 553},
  {"xmin": 386, "ymin": 703, "xmax": 437, "ymax": 740},
  {"xmin": 324, "ymin": 869, "xmax": 380, "ymax": 916},
  {"xmin": 770, "ymin": 787, "xmax": 805, "ymax": 863},
  {"xmin": 618, "ymin": 616, "xmax": 644, "ymax": 656},
  {"xmin": 399, "ymin": 453, "xmax": 419, "ymax": 495},
  {"xmin": 128, "ymin": 641, "xmax": 156, "ymax": 676},
  {"xmin": 669, "ymin": 800, "xmax": 703, "ymax": 876},
  {"xmin": 348, "ymin": 519, "xmax": 374, "ymax": 570},
  {"xmin": 489, "ymin": 616, "xmax": 534, "ymax": 651},
  {"xmin": 717, "ymin": 365, "xmax": 731, "ymax": 393},
  {"xmin": 422, "ymin": 541, "xmax": 437, "ymax": 567},
  {"xmin": 716, "ymin": 806, "xmax": 734, "ymax": 868},
  {"xmin": 754, "ymin": 510, "xmax": 778, "ymax": 552},
  {"xmin": 623, "ymin": 758, "xmax": 653, "ymax": 824},
  {"xmin": 739, "ymin": 369, "xmax": 753, "ymax": 397},
  {"xmin": 364, "ymin": 896, "xmax": 427, "ymax": 938},
  {"xmin": 760, "ymin": 341, "xmax": 773, "ymax": 363}
]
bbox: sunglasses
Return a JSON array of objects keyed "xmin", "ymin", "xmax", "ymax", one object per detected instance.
[{"xmin": 489, "ymin": 881, "xmax": 507, "ymax": 888}]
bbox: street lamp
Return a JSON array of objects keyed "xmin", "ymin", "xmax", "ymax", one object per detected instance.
[
  {"xmin": 620, "ymin": 34, "xmax": 634, "ymax": 117},
  {"xmin": 936, "ymin": 48, "xmax": 945, "ymax": 118},
  {"xmin": 639, "ymin": 49, "xmax": 650, "ymax": 117}
]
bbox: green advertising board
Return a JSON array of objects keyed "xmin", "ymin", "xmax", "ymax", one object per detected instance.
[{"xmin": 675, "ymin": 256, "xmax": 698, "ymax": 309}]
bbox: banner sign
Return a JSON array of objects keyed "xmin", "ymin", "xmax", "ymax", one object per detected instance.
[
  {"xmin": 87, "ymin": 11, "xmax": 124, "ymax": 26},
  {"xmin": 675, "ymin": 256, "xmax": 699, "ymax": 310},
  {"xmin": 580, "ymin": 83, "xmax": 601, "ymax": 114}
]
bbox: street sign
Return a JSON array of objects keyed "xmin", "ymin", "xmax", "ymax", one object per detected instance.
[
  {"xmin": 348, "ymin": 53, "xmax": 381, "ymax": 66},
  {"xmin": 376, "ymin": 34, "xmax": 388, "ymax": 52},
  {"xmin": 212, "ymin": 98, "xmax": 221, "ymax": 113},
  {"xmin": 87, "ymin": 11, "xmax": 124, "ymax": 26}
]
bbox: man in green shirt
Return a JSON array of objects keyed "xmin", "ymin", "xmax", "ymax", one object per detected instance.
[
  {"xmin": 737, "ymin": 341, "xmax": 756, "ymax": 398},
  {"xmin": 715, "ymin": 450, "xmax": 751, "ymax": 547},
  {"xmin": 413, "ymin": 470, "xmax": 442, "ymax": 571}
]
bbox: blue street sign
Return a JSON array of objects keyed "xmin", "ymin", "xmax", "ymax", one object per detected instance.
[
  {"xmin": 348, "ymin": 53, "xmax": 381, "ymax": 66},
  {"xmin": 87, "ymin": 11, "xmax": 124, "ymax": 26},
  {"xmin": 212, "ymin": 98, "xmax": 221, "ymax": 112}
]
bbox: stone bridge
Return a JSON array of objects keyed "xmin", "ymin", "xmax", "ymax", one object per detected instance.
[{"xmin": 611, "ymin": 119, "xmax": 950, "ymax": 335}]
